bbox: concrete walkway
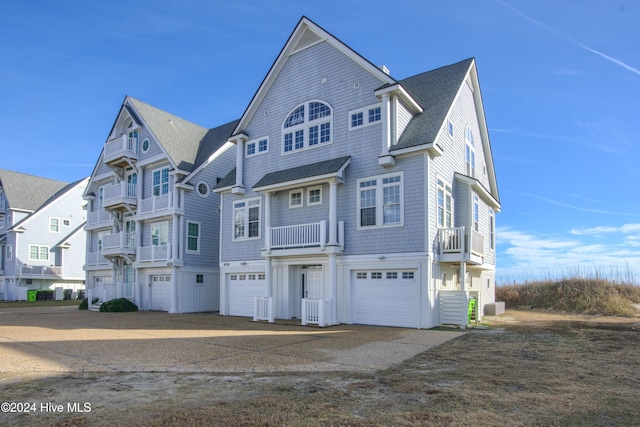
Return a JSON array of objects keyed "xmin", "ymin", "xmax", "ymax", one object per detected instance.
[{"xmin": 0, "ymin": 305, "xmax": 463, "ymax": 377}]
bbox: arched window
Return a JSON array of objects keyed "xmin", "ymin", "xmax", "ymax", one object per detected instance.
[
  {"xmin": 465, "ymin": 126, "xmax": 475, "ymax": 177},
  {"xmin": 282, "ymin": 101, "xmax": 332, "ymax": 153}
]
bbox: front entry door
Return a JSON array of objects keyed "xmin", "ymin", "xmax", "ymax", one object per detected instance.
[{"xmin": 302, "ymin": 268, "xmax": 323, "ymax": 299}]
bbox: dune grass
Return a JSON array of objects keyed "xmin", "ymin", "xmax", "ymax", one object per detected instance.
[{"xmin": 497, "ymin": 278, "xmax": 640, "ymax": 317}]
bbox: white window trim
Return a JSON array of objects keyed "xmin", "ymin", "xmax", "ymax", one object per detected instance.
[
  {"xmin": 348, "ymin": 103, "xmax": 382, "ymax": 131},
  {"xmin": 473, "ymin": 194, "xmax": 480, "ymax": 232},
  {"xmin": 195, "ymin": 274, "xmax": 204, "ymax": 285},
  {"xmin": 186, "ymin": 220, "xmax": 201, "ymax": 254},
  {"xmin": 447, "ymin": 120, "xmax": 454, "ymax": 138},
  {"xmin": 49, "ymin": 217, "xmax": 60, "ymax": 233},
  {"xmin": 246, "ymin": 136, "xmax": 269, "ymax": 158},
  {"xmin": 28, "ymin": 244, "xmax": 49, "ymax": 261},
  {"xmin": 356, "ymin": 171, "xmax": 404, "ymax": 230},
  {"xmin": 152, "ymin": 166, "xmax": 170, "ymax": 197},
  {"xmin": 282, "ymin": 100, "xmax": 333, "ymax": 155},
  {"xmin": 289, "ymin": 189, "xmax": 304, "ymax": 209},
  {"xmin": 307, "ymin": 185, "xmax": 322, "ymax": 206},
  {"xmin": 489, "ymin": 208, "xmax": 495, "ymax": 251},
  {"xmin": 141, "ymin": 138, "xmax": 150, "ymax": 153},
  {"xmin": 151, "ymin": 221, "xmax": 169, "ymax": 247},
  {"xmin": 436, "ymin": 177, "xmax": 453, "ymax": 228},
  {"xmin": 6, "ymin": 244, "xmax": 13, "ymax": 260},
  {"xmin": 196, "ymin": 181, "xmax": 210, "ymax": 198},
  {"xmin": 232, "ymin": 197, "xmax": 261, "ymax": 241},
  {"xmin": 465, "ymin": 126, "xmax": 476, "ymax": 178}
]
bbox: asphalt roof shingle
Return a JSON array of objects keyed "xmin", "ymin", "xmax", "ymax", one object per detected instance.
[
  {"xmin": 254, "ymin": 156, "xmax": 351, "ymax": 189},
  {"xmin": 0, "ymin": 169, "xmax": 69, "ymax": 212}
]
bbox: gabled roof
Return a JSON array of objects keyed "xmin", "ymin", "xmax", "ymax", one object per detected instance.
[
  {"xmin": 253, "ymin": 156, "xmax": 351, "ymax": 191},
  {"xmin": 192, "ymin": 119, "xmax": 240, "ymax": 171},
  {"xmin": 392, "ymin": 58, "xmax": 474, "ymax": 151},
  {"xmin": 127, "ymin": 97, "xmax": 210, "ymax": 172},
  {"xmin": 231, "ymin": 16, "xmax": 396, "ymax": 136},
  {"xmin": 0, "ymin": 169, "xmax": 69, "ymax": 212}
]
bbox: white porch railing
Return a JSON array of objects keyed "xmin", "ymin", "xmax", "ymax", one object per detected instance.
[
  {"xmin": 267, "ymin": 221, "xmax": 343, "ymax": 251},
  {"xmin": 139, "ymin": 192, "xmax": 173, "ymax": 216},
  {"xmin": 87, "ymin": 282, "xmax": 134, "ymax": 307},
  {"xmin": 21, "ymin": 265, "xmax": 62, "ymax": 277},
  {"xmin": 104, "ymin": 135, "xmax": 138, "ymax": 163},
  {"xmin": 138, "ymin": 244, "xmax": 170, "ymax": 262},
  {"xmin": 439, "ymin": 226, "xmax": 485, "ymax": 258},
  {"xmin": 86, "ymin": 251, "xmax": 110, "ymax": 267},
  {"xmin": 102, "ymin": 232, "xmax": 136, "ymax": 252},
  {"xmin": 301, "ymin": 298, "xmax": 333, "ymax": 327},
  {"xmin": 103, "ymin": 182, "xmax": 137, "ymax": 206},
  {"xmin": 86, "ymin": 209, "xmax": 113, "ymax": 228},
  {"xmin": 253, "ymin": 297, "xmax": 274, "ymax": 322}
]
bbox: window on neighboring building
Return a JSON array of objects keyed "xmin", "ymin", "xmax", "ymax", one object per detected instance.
[
  {"xmin": 187, "ymin": 221, "xmax": 200, "ymax": 253},
  {"xmin": 437, "ymin": 179, "xmax": 452, "ymax": 228},
  {"xmin": 233, "ymin": 197, "xmax": 261, "ymax": 240},
  {"xmin": 465, "ymin": 126, "xmax": 476, "ymax": 177},
  {"xmin": 28, "ymin": 245, "xmax": 49, "ymax": 261},
  {"xmin": 282, "ymin": 101, "xmax": 332, "ymax": 153},
  {"xmin": 49, "ymin": 218, "xmax": 59, "ymax": 233},
  {"xmin": 152, "ymin": 167, "xmax": 170, "ymax": 196},
  {"xmin": 357, "ymin": 172, "xmax": 403, "ymax": 228},
  {"xmin": 246, "ymin": 137, "xmax": 269, "ymax": 157},
  {"xmin": 348, "ymin": 104, "xmax": 382, "ymax": 130},
  {"xmin": 151, "ymin": 222, "xmax": 169, "ymax": 246},
  {"xmin": 6, "ymin": 245, "xmax": 13, "ymax": 260}
]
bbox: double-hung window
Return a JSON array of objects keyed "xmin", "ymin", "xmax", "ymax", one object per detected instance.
[
  {"xmin": 473, "ymin": 195, "xmax": 480, "ymax": 232},
  {"xmin": 465, "ymin": 126, "xmax": 476, "ymax": 177},
  {"xmin": 151, "ymin": 222, "xmax": 169, "ymax": 246},
  {"xmin": 187, "ymin": 221, "xmax": 200, "ymax": 253},
  {"xmin": 233, "ymin": 197, "xmax": 261, "ymax": 240},
  {"xmin": 437, "ymin": 179, "xmax": 452, "ymax": 228},
  {"xmin": 246, "ymin": 137, "xmax": 269, "ymax": 157},
  {"xmin": 348, "ymin": 104, "xmax": 382, "ymax": 130},
  {"xmin": 153, "ymin": 167, "xmax": 170, "ymax": 196},
  {"xmin": 357, "ymin": 172, "xmax": 403, "ymax": 228},
  {"xmin": 28, "ymin": 245, "xmax": 49, "ymax": 261},
  {"xmin": 282, "ymin": 101, "xmax": 332, "ymax": 154},
  {"xmin": 49, "ymin": 218, "xmax": 59, "ymax": 233}
]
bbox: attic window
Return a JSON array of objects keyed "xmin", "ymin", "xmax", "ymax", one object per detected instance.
[
  {"xmin": 282, "ymin": 101, "xmax": 332, "ymax": 154},
  {"xmin": 196, "ymin": 181, "xmax": 210, "ymax": 198},
  {"xmin": 348, "ymin": 104, "xmax": 382, "ymax": 131},
  {"xmin": 141, "ymin": 139, "xmax": 150, "ymax": 153}
]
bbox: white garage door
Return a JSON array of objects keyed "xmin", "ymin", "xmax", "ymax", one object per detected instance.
[
  {"xmin": 353, "ymin": 270, "xmax": 419, "ymax": 328},
  {"xmin": 150, "ymin": 275, "xmax": 171, "ymax": 311},
  {"xmin": 228, "ymin": 273, "xmax": 265, "ymax": 317}
]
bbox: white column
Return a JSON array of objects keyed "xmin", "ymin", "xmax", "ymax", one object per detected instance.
[
  {"xmin": 265, "ymin": 257, "xmax": 272, "ymax": 298},
  {"xmin": 328, "ymin": 180, "xmax": 338, "ymax": 245},
  {"xmin": 381, "ymin": 93, "xmax": 391, "ymax": 155},
  {"xmin": 235, "ymin": 140, "xmax": 244, "ymax": 189},
  {"xmin": 460, "ymin": 262, "xmax": 466, "ymax": 291},
  {"xmin": 329, "ymin": 253, "xmax": 337, "ymax": 324},
  {"xmin": 170, "ymin": 266, "xmax": 178, "ymax": 313},
  {"xmin": 172, "ymin": 213, "xmax": 179, "ymax": 263},
  {"xmin": 264, "ymin": 192, "xmax": 271, "ymax": 252}
]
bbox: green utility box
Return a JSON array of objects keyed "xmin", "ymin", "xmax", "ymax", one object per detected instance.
[
  {"xmin": 468, "ymin": 297, "xmax": 477, "ymax": 323},
  {"xmin": 27, "ymin": 290, "xmax": 37, "ymax": 302}
]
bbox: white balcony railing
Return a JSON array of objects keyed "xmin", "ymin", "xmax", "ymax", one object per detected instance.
[
  {"xmin": 103, "ymin": 182, "xmax": 137, "ymax": 207},
  {"xmin": 21, "ymin": 265, "xmax": 62, "ymax": 277},
  {"xmin": 439, "ymin": 226, "xmax": 485, "ymax": 259},
  {"xmin": 104, "ymin": 135, "xmax": 138, "ymax": 163},
  {"xmin": 102, "ymin": 232, "xmax": 136, "ymax": 252},
  {"xmin": 86, "ymin": 251, "xmax": 110, "ymax": 267},
  {"xmin": 139, "ymin": 192, "xmax": 173, "ymax": 216},
  {"xmin": 138, "ymin": 244, "xmax": 170, "ymax": 263},
  {"xmin": 267, "ymin": 220, "xmax": 343, "ymax": 251},
  {"xmin": 86, "ymin": 210, "xmax": 113, "ymax": 228}
]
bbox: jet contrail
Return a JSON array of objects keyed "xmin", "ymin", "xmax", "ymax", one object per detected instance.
[{"xmin": 497, "ymin": 0, "xmax": 640, "ymax": 76}]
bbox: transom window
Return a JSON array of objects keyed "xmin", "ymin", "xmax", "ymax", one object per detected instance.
[
  {"xmin": 246, "ymin": 137, "xmax": 269, "ymax": 157},
  {"xmin": 357, "ymin": 172, "xmax": 403, "ymax": 229},
  {"xmin": 153, "ymin": 167, "xmax": 170, "ymax": 196},
  {"xmin": 348, "ymin": 104, "xmax": 382, "ymax": 130},
  {"xmin": 282, "ymin": 101, "xmax": 332, "ymax": 154},
  {"xmin": 437, "ymin": 179, "xmax": 452, "ymax": 228},
  {"xmin": 28, "ymin": 245, "xmax": 49, "ymax": 261},
  {"xmin": 233, "ymin": 197, "xmax": 261, "ymax": 240}
]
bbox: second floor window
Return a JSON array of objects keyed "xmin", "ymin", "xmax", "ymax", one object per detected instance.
[
  {"xmin": 282, "ymin": 101, "xmax": 332, "ymax": 154},
  {"xmin": 151, "ymin": 222, "xmax": 169, "ymax": 246},
  {"xmin": 29, "ymin": 245, "xmax": 49, "ymax": 261},
  {"xmin": 153, "ymin": 167, "xmax": 170, "ymax": 196},
  {"xmin": 233, "ymin": 198, "xmax": 261, "ymax": 240},
  {"xmin": 187, "ymin": 221, "xmax": 200, "ymax": 253},
  {"xmin": 357, "ymin": 172, "xmax": 403, "ymax": 229},
  {"xmin": 437, "ymin": 179, "xmax": 452, "ymax": 228},
  {"xmin": 49, "ymin": 218, "xmax": 59, "ymax": 233}
]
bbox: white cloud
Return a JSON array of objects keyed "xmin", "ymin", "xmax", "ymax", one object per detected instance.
[{"xmin": 514, "ymin": 191, "xmax": 630, "ymax": 215}]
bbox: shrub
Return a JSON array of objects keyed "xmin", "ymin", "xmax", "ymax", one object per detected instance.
[
  {"xmin": 496, "ymin": 278, "xmax": 640, "ymax": 317},
  {"xmin": 78, "ymin": 298, "xmax": 88, "ymax": 310},
  {"xmin": 99, "ymin": 298, "xmax": 139, "ymax": 312}
]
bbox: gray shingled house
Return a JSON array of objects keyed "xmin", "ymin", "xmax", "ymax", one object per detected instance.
[
  {"xmin": 0, "ymin": 170, "xmax": 88, "ymax": 300},
  {"xmin": 212, "ymin": 17, "xmax": 500, "ymax": 328}
]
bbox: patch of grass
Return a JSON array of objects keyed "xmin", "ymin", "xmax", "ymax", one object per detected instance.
[
  {"xmin": 497, "ymin": 278, "xmax": 640, "ymax": 317},
  {"xmin": 0, "ymin": 300, "xmax": 82, "ymax": 309}
]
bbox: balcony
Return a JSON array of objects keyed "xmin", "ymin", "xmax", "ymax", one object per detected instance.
[
  {"xmin": 263, "ymin": 220, "xmax": 344, "ymax": 257},
  {"xmin": 21, "ymin": 265, "xmax": 62, "ymax": 278},
  {"xmin": 86, "ymin": 209, "xmax": 113, "ymax": 230},
  {"xmin": 102, "ymin": 182, "xmax": 137, "ymax": 211},
  {"xmin": 138, "ymin": 244, "xmax": 170, "ymax": 263},
  {"xmin": 138, "ymin": 192, "xmax": 178, "ymax": 219},
  {"xmin": 104, "ymin": 135, "xmax": 138, "ymax": 167},
  {"xmin": 101, "ymin": 232, "xmax": 136, "ymax": 258},
  {"xmin": 438, "ymin": 226, "xmax": 484, "ymax": 265},
  {"xmin": 85, "ymin": 251, "xmax": 110, "ymax": 268}
]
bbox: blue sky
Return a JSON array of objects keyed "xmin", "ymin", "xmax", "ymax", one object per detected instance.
[{"xmin": 1, "ymin": 1, "xmax": 639, "ymax": 283}]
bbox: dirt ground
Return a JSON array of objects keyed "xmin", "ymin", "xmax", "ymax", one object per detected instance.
[{"xmin": 1, "ymin": 308, "xmax": 639, "ymax": 426}]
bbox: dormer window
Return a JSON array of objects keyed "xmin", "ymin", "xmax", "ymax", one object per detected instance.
[
  {"xmin": 465, "ymin": 126, "xmax": 476, "ymax": 177},
  {"xmin": 282, "ymin": 101, "xmax": 332, "ymax": 154}
]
